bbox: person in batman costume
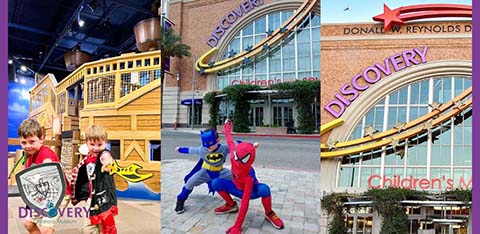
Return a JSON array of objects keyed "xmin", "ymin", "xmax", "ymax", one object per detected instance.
[{"xmin": 174, "ymin": 128, "xmax": 233, "ymax": 214}]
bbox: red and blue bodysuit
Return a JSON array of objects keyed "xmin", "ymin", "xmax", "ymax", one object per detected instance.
[{"xmin": 212, "ymin": 121, "xmax": 284, "ymax": 234}]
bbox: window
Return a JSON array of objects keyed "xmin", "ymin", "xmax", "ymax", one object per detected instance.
[
  {"xmin": 150, "ymin": 140, "xmax": 161, "ymax": 161},
  {"xmin": 217, "ymin": 11, "xmax": 320, "ymax": 90},
  {"xmin": 338, "ymin": 77, "xmax": 472, "ymax": 189},
  {"xmin": 86, "ymin": 75, "xmax": 116, "ymax": 104},
  {"xmin": 107, "ymin": 140, "xmax": 121, "ymax": 160}
]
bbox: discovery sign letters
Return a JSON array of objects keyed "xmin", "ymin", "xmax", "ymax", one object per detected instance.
[
  {"xmin": 324, "ymin": 46, "xmax": 428, "ymax": 118},
  {"xmin": 207, "ymin": 0, "xmax": 264, "ymax": 47}
]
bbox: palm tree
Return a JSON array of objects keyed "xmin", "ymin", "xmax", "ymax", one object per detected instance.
[{"xmin": 160, "ymin": 26, "xmax": 191, "ymax": 126}]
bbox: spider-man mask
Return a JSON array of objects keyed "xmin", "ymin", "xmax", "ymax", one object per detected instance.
[{"xmin": 232, "ymin": 142, "xmax": 256, "ymax": 173}]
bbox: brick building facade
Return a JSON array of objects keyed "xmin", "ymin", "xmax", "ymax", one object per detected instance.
[
  {"xmin": 320, "ymin": 20, "xmax": 472, "ymax": 234},
  {"xmin": 162, "ymin": 0, "xmax": 320, "ymax": 129}
]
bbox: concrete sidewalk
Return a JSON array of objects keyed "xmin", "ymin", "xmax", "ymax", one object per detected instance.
[
  {"xmin": 161, "ymin": 159, "xmax": 321, "ymax": 234},
  {"xmin": 8, "ymin": 196, "xmax": 160, "ymax": 233},
  {"xmin": 163, "ymin": 128, "xmax": 320, "ymax": 139}
]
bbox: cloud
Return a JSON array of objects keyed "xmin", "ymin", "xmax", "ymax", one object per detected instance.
[
  {"xmin": 9, "ymin": 88, "xmax": 30, "ymax": 101},
  {"xmin": 8, "ymin": 102, "xmax": 29, "ymax": 118}
]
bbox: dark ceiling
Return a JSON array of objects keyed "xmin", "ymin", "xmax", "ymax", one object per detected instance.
[{"xmin": 8, "ymin": 0, "xmax": 159, "ymax": 81}]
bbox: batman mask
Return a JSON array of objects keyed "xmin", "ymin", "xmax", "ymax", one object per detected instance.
[{"xmin": 201, "ymin": 129, "xmax": 218, "ymax": 148}]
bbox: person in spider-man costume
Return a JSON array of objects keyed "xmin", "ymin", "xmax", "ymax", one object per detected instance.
[{"xmin": 212, "ymin": 120, "xmax": 284, "ymax": 234}]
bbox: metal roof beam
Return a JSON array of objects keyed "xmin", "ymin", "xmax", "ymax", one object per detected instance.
[
  {"xmin": 116, "ymin": 34, "xmax": 136, "ymax": 53},
  {"xmin": 75, "ymin": 4, "xmax": 119, "ymax": 50},
  {"xmin": 42, "ymin": 64, "xmax": 71, "ymax": 72},
  {"xmin": 65, "ymin": 37, "xmax": 119, "ymax": 51},
  {"xmin": 8, "ymin": 23, "xmax": 56, "ymax": 37},
  {"xmin": 112, "ymin": 0, "xmax": 154, "ymax": 15},
  {"xmin": 38, "ymin": 2, "xmax": 86, "ymax": 72},
  {"xmin": 9, "ymin": 35, "xmax": 51, "ymax": 46}
]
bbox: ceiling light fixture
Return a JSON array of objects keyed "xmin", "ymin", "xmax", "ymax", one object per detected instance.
[
  {"xmin": 21, "ymin": 65, "xmax": 27, "ymax": 72},
  {"xmin": 78, "ymin": 5, "xmax": 85, "ymax": 27},
  {"xmin": 8, "ymin": 59, "xmax": 13, "ymax": 64}
]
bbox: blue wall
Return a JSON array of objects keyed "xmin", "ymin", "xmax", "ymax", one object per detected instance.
[{"xmin": 116, "ymin": 181, "xmax": 161, "ymax": 200}]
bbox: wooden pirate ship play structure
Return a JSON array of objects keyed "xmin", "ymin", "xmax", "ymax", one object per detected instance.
[{"xmin": 26, "ymin": 50, "xmax": 161, "ymax": 199}]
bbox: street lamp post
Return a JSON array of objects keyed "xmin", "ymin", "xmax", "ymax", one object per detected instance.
[
  {"xmin": 191, "ymin": 56, "xmax": 196, "ymax": 130},
  {"xmin": 160, "ymin": 13, "xmax": 165, "ymax": 129}
]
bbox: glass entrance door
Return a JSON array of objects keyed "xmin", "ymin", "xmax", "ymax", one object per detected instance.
[
  {"xmin": 273, "ymin": 106, "xmax": 293, "ymax": 126},
  {"xmin": 249, "ymin": 106, "xmax": 264, "ymax": 126},
  {"xmin": 438, "ymin": 224, "xmax": 468, "ymax": 234},
  {"xmin": 188, "ymin": 104, "xmax": 202, "ymax": 126},
  {"xmin": 345, "ymin": 207, "xmax": 373, "ymax": 234}
]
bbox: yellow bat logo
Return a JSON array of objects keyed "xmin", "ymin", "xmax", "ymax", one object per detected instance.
[
  {"xmin": 205, "ymin": 153, "xmax": 224, "ymax": 163},
  {"xmin": 107, "ymin": 160, "xmax": 154, "ymax": 183}
]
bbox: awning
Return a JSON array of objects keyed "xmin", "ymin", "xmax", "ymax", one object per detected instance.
[
  {"xmin": 344, "ymin": 200, "xmax": 471, "ymax": 206},
  {"xmin": 181, "ymin": 98, "xmax": 202, "ymax": 106},
  {"xmin": 431, "ymin": 219, "xmax": 466, "ymax": 224},
  {"xmin": 401, "ymin": 200, "xmax": 471, "ymax": 206}
]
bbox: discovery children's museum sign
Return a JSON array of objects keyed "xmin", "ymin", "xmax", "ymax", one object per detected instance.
[
  {"xmin": 231, "ymin": 76, "xmax": 318, "ymax": 87},
  {"xmin": 324, "ymin": 46, "xmax": 428, "ymax": 118},
  {"xmin": 207, "ymin": 0, "xmax": 264, "ymax": 47},
  {"xmin": 368, "ymin": 174, "xmax": 472, "ymax": 190},
  {"xmin": 19, "ymin": 206, "xmax": 90, "ymax": 218}
]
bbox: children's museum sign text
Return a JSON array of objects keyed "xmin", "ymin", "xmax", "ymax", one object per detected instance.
[
  {"xmin": 324, "ymin": 46, "xmax": 428, "ymax": 118},
  {"xmin": 368, "ymin": 174, "xmax": 472, "ymax": 190},
  {"xmin": 231, "ymin": 76, "xmax": 318, "ymax": 87}
]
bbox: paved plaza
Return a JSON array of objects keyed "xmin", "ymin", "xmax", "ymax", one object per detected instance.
[{"xmin": 161, "ymin": 159, "xmax": 321, "ymax": 234}]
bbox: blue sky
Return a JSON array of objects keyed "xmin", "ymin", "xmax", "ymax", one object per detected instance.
[
  {"xmin": 8, "ymin": 80, "xmax": 34, "ymax": 152},
  {"xmin": 321, "ymin": 0, "xmax": 472, "ymax": 23}
]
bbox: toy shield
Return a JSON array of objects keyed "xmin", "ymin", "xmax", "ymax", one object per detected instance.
[{"xmin": 16, "ymin": 163, "xmax": 66, "ymax": 217}]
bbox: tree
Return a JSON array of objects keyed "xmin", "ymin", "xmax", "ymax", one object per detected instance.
[
  {"xmin": 271, "ymin": 80, "xmax": 320, "ymax": 134},
  {"xmin": 160, "ymin": 25, "xmax": 191, "ymax": 125},
  {"xmin": 204, "ymin": 91, "xmax": 219, "ymax": 128},
  {"xmin": 321, "ymin": 192, "xmax": 349, "ymax": 234},
  {"xmin": 223, "ymin": 84, "xmax": 260, "ymax": 133}
]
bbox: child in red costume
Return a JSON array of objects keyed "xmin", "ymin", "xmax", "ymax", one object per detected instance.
[
  {"xmin": 71, "ymin": 125, "xmax": 117, "ymax": 234},
  {"xmin": 18, "ymin": 119, "xmax": 71, "ymax": 234},
  {"xmin": 212, "ymin": 120, "xmax": 284, "ymax": 234}
]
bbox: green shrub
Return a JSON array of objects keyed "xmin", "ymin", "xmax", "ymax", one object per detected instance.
[
  {"xmin": 223, "ymin": 84, "xmax": 260, "ymax": 132},
  {"xmin": 271, "ymin": 80, "xmax": 320, "ymax": 134}
]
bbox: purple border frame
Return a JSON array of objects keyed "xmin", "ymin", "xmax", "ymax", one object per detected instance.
[
  {"xmin": 1, "ymin": 0, "xmax": 7, "ymax": 232},
  {"xmin": 0, "ymin": 1, "xmax": 477, "ymax": 233},
  {"xmin": 472, "ymin": 0, "xmax": 478, "ymax": 232}
]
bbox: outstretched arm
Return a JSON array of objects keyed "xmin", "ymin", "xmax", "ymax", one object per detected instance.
[
  {"xmin": 99, "ymin": 151, "xmax": 114, "ymax": 172},
  {"xmin": 223, "ymin": 120, "xmax": 235, "ymax": 153},
  {"xmin": 176, "ymin": 146, "xmax": 201, "ymax": 155}
]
